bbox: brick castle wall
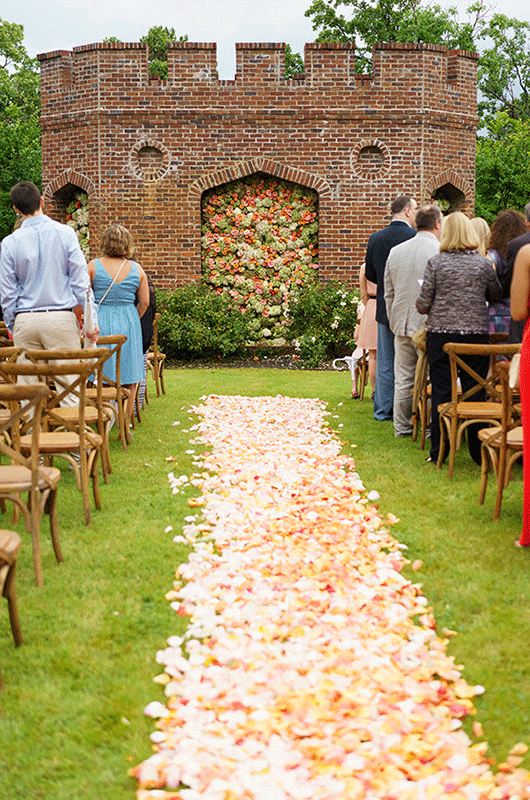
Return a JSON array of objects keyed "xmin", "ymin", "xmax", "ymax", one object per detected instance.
[{"xmin": 37, "ymin": 41, "xmax": 478, "ymax": 289}]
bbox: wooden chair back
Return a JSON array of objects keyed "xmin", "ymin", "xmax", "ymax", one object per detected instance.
[
  {"xmin": 0, "ymin": 383, "xmax": 62, "ymax": 586},
  {"xmin": 0, "ymin": 358, "xmax": 106, "ymax": 526},
  {"xmin": 438, "ymin": 342, "xmax": 521, "ymax": 476},
  {"xmin": 147, "ymin": 313, "xmax": 166, "ymax": 398}
]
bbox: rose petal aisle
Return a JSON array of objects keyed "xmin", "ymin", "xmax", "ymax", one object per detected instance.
[{"xmin": 132, "ymin": 395, "xmax": 530, "ymax": 800}]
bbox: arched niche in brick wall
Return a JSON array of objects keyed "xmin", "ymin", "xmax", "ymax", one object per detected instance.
[
  {"xmin": 200, "ymin": 170, "xmax": 319, "ymax": 344},
  {"xmin": 425, "ymin": 171, "xmax": 472, "ymax": 215},
  {"xmin": 43, "ymin": 170, "xmax": 96, "ymax": 221}
]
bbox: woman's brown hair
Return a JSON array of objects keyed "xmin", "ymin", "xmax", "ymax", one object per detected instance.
[
  {"xmin": 100, "ymin": 224, "xmax": 135, "ymax": 259},
  {"xmin": 489, "ymin": 210, "xmax": 526, "ymax": 259}
]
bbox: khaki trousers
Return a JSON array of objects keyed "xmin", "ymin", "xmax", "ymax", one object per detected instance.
[{"xmin": 13, "ymin": 310, "xmax": 82, "ymax": 407}]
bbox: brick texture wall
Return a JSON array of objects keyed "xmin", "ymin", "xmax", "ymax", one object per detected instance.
[{"xmin": 37, "ymin": 41, "xmax": 478, "ymax": 289}]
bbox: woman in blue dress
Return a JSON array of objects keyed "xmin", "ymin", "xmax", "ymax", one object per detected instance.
[{"xmin": 88, "ymin": 224, "xmax": 149, "ymax": 432}]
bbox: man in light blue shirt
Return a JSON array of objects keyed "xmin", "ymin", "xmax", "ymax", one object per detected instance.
[{"xmin": 0, "ymin": 181, "xmax": 99, "ymax": 348}]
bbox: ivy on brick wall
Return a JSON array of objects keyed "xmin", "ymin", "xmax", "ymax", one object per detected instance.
[{"xmin": 201, "ymin": 174, "xmax": 319, "ymax": 345}]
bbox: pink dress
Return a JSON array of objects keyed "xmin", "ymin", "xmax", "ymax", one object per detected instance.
[{"xmin": 357, "ymin": 278, "xmax": 377, "ymax": 350}]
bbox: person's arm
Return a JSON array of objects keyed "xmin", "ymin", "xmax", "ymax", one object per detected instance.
[
  {"xmin": 84, "ymin": 259, "xmax": 99, "ymax": 342},
  {"xmin": 0, "ymin": 239, "xmax": 18, "ymax": 333},
  {"xmin": 484, "ymin": 260, "xmax": 503, "ymax": 303},
  {"xmin": 384, "ymin": 254, "xmax": 395, "ymax": 325},
  {"xmin": 510, "ymin": 244, "xmax": 530, "ymax": 321},
  {"xmin": 136, "ymin": 265, "xmax": 149, "ymax": 319},
  {"xmin": 364, "ymin": 234, "xmax": 377, "ymax": 284},
  {"xmin": 359, "ymin": 263, "xmax": 368, "ymax": 306},
  {"xmin": 416, "ymin": 259, "xmax": 435, "ymax": 315}
]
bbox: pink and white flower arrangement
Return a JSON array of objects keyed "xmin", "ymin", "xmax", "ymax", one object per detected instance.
[
  {"xmin": 201, "ymin": 175, "xmax": 318, "ymax": 344},
  {"xmin": 66, "ymin": 192, "xmax": 90, "ymax": 258}
]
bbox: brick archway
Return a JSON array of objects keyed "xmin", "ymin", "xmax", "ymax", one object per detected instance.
[
  {"xmin": 424, "ymin": 170, "xmax": 473, "ymax": 207},
  {"xmin": 43, "ymin": 169, "xmax": 97, "ymax": 206},
  {"xmin": 188, "ymin": 159, "xmax": 331, "ymax": 202}
]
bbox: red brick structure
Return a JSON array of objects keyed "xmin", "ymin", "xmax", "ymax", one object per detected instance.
[{"xmin": 38, "ymin": 41, "xmax": 478, "ymax": 289}]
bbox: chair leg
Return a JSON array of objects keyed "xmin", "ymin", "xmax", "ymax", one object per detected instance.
[
  {"xmin": 437, "ymin": 418, "xmax": 447, "ymax": 470},
  {"xmin": 447, "ymin": 417, "xmax": 458, "ymax": 478},
  {"xmin": 493, "ymin": 445, "xmax": 508, "ymax": 520},
  {"xmin": 159, "ymin": 362, "xmax": 166, "ymax": 395},
  {"xmin": 4, "ymin": 563, "xmax": 23, "ymax": 647},
  {"xmin": 27, "ymin": 488, "xmax": 44, "ymax": 588},
  {"xmin": 478, "ymin": 444, "xmax": 491, "ymax": 505},
  {"xmin": 91, "ymin": 452, "xmax": 102, "ymax": 511},
  {"xmin": 79, "ymin": 451, "xmax": 91, "ymax": 526},
  {"xmin": 153, "ymin": 362, "xmax": 161, "ymax": 398},
  {"xmin": 45, "ymin": 488, "xmax": 63, "ymax": 563}
]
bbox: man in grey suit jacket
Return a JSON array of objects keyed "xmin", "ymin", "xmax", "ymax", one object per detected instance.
[
  {"xmin": 384, "ymin": 205, "xmax": 442, "ymax": 436},
  {"xmin": 365, "ymin": 195, "xmax": 417, "ymax": 420}
]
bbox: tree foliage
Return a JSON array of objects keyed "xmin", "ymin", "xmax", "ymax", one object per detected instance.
[
  {"xmin": 304, "ymin": 0, "xmax": 483, "ymax": 71},
  {"xmin": 477, "ymin": 14, "xmax": 530, "ymax": 124},
  {"xmin": 0, "ymin": 18, "xmax": 41, "ymax": 240},
  {"xmin": 475, "ymin": 113, "xmax": 530, "ymax": 221},
  {"xmin": 139, "ymin": 26, "xmax": 188, "ymax": 79},
  {"xmin": 285, "ymin": 44, "xmax": 305, "ymax": 79}
]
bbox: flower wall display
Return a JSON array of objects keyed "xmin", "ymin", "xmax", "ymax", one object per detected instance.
[
  {"xmin": 133, "ymin": 395, "xmax": 530, "ymax": 800},
  {"xmin": 66, "ymin": 192, "xmax": 90, "ymax": 258},
  {"xmin": 201, "ymin": 175, "xmax": 318, "ymax": 344}
]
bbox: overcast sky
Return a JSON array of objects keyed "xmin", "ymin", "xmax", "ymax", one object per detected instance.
[{"xmin": 3, "ymin": 0, "xmax": 529, "ymax": 79}]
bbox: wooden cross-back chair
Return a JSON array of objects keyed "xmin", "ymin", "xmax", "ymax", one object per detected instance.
[
  {"xmin": 85, "ymin": 335, "xmax": 130, "ymax": 450},
  {"xmin": 146, "ymin": 313, "xmax": 166, "ymax": 399},
  {"xmin": 438, "ymin": 342, "xmax": 521, "ymax": 477},
  {"xmin": 0, "ymin": 357, "xmax": 105, "ymax": 526},
  {"xmin": 24, "ymin": 347, "xmax": 114, "ymax": 485},
  {"xmin": 411, "ymin": 347, "xmax": 430, "ymax": 450},
  {"xmin": 0, "ymin": 528, "xmax": 23, "ymax": 690},
  {"xmin": 0, "ymin": 382, "xmax": 62, "ymax": 587},
  {"xmin": 478, "ymin": 360, "xmax": 523, "ymax": 519}
]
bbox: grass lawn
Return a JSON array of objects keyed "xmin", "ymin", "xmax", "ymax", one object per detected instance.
[{"xmin": 1, "ymin": 365, "xmax": 529, "ymax": 799}]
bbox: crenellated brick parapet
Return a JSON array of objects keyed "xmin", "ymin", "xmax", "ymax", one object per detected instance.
[{"xmin": 38, "ymin": 40, "xmax": 478, "ymax": 288}]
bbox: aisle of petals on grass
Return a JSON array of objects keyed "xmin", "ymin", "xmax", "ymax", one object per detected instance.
[{"xmin": 133, "ymin": 395, "xmax": 530, "ymax": 800}]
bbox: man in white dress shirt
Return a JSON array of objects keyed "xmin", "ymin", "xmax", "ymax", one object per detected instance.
[
  {"xmin": 384, "ymin": 204, "xmax": 442, "ymax": 437},
  {"xmin": 0, "ymin": 181, "xmax": 99, "ymax": 404},
  {"xmin": 0, "ymin": 181, "xmax": 98, "ymax": 348}
]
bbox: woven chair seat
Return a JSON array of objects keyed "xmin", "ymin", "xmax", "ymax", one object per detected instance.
[{"xmin": 0, "ymin": 464, "xmax": 61, "ymax": 492}]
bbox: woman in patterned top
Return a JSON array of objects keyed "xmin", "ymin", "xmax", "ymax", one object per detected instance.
[{"xmin": 416, "ymin": 212, "xmax": 502, "ymax": 465}]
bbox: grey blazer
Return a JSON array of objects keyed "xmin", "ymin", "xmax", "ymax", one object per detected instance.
[{"xmin": 384, "ymin": 231, "xmax": 440, "ymax": 337}]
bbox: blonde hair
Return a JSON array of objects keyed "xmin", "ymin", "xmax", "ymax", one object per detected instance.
[
  {"xmin": 100, "ymin": 224, "xmax": 135, "ymax": 258},
  {"xmin": 470, "ymin": 217, "xmax": 490, "ymax": 256},
  {"xmin": 440, "ymin": 212, "xmax": 480, "ymax": 252}
]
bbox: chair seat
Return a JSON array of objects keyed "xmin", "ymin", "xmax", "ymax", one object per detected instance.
[
  {"xmin": 0, "ymin": 464, "xmax": 61, "ymax": 492},
  {"xmin": 438, "ymin": 400, "xmax": 502, "ymax": 419},
  {"xmin": 478, "ymin": 425, "xmax": 523, "ymax": 448},
  {"xmin": 86, "ymin": 387, "xmax": 121, "ymax": 400},
  {"xmin": 0, "ymin": 528, "xmax": 22, "ymax": 560},
  {"xmin": 20, "ymin": 432, "xmax": 103, "ymax": 453},
  {"xmin": 53, "ymin": 406, "xmax": 99, "ymax": 424}
]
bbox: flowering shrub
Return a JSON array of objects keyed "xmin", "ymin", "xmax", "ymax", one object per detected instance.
[
  {"xmin": 288, "ymin": 281, "xmax": 360, "ymax": 368},
  {"xmin": 156, "ymin": 284, "xmax": 251, "ymax": 359},
  {"xmin": 66, "ymin": 192, "xmax": 90, "ymax": 258},
  {"xmin": 201, "ymin": 174, "xmax": 318, "ymax": 344}
]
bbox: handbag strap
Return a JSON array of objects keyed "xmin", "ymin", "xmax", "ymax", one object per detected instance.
[{"xmin": 97, "ymin": 259, "xmax": 128, "ymax": 307}]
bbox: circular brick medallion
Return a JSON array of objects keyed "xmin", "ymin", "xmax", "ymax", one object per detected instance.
[
  {"xmin": 351, "ymin": 140, "xmax": 391, "ymax": 181},
  {"xmin": 130, "ymin": 141, "xmax": 170, "ymax": 181}
]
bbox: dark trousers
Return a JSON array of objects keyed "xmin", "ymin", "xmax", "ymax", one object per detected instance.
[{"xmin": 427, "ymin": 332, "xmax": 490, "ymax": 464}]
